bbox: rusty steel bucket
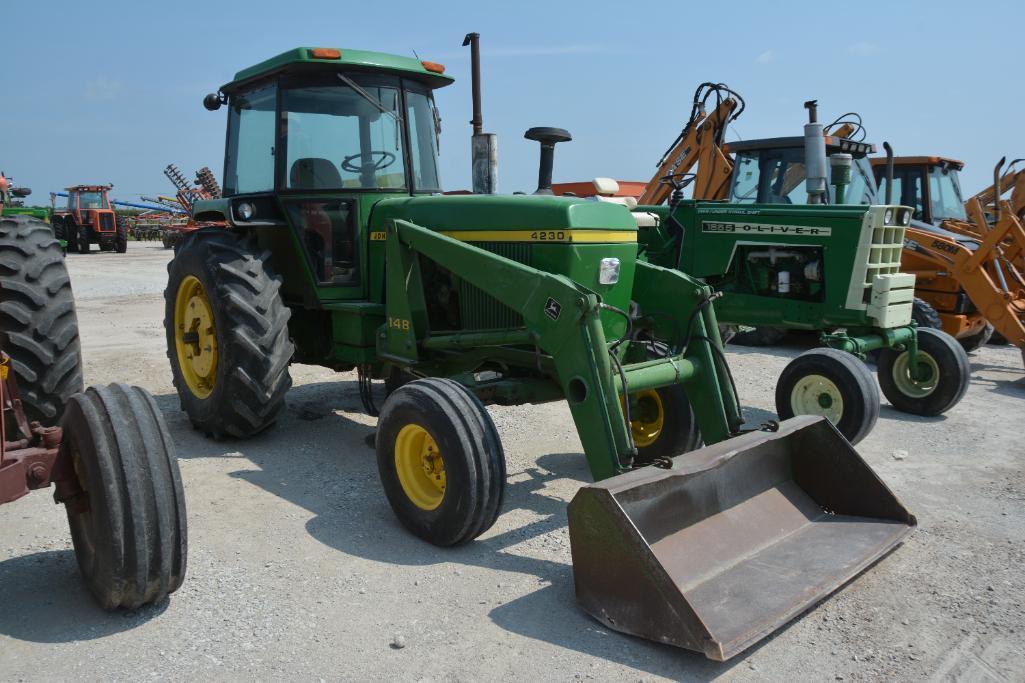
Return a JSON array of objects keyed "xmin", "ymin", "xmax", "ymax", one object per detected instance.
[{"xmin": 567, "ymin": 415, "xmax": 916, "ymax": 661}]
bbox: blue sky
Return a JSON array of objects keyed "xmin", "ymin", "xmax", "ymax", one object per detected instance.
[{"xmin": 4, "ymin": 0, "xmax": 1021, "ymax": 205}]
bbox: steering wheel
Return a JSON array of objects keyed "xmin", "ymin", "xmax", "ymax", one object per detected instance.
[
  {"xmin": 341, "ymin": 151, "xmax": 396, "ymax": 173},
  {"xmin": 659, "ymin": 172, "xmax": 696, "ymax": 192}
]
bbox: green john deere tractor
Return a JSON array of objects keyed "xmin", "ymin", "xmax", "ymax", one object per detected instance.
[
  {"xmin": 633, "ymin": 102, "xmax": 969, "ymax": 444},
  {"xmin": 166, "ymin": 44, "xmax": 915, "ymax": 661}
]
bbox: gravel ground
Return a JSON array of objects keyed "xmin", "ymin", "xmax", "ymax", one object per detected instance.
[{"xmin": 1, "ymin": 241, "xmax": 1023, "ymax": 681}]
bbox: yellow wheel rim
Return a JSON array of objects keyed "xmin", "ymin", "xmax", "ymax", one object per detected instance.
[
  {"xmin": 394, "ymin": 423, "xmax": 446, "ymax": 511},
  {"xmin": 174, "ymin": 275, "xmax": 218, "ymax": 399},
  {"xmin": 627, "ymin": 389, "xmax": 664, "ymax": 448},
  {"xmin": 891, "ymin": 350, "xmax": 940, "ymax": 398},
  {"xmin": 790, "ymin": 374, "xmax": 844, "ymax": 424}
]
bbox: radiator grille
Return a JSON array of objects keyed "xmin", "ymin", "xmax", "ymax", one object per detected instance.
[
  {"xmin": 458, "ymin": 242, "xmax": 530, "ymax": 330},
  {"xmin": 864, "ymin": 225, "xmax": 904, "ymax": 286},
  {"xmin": 98, "ymin": 212, "xmax": 115, "ymax": 231}
]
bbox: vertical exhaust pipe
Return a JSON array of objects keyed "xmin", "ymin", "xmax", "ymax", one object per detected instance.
[
  {"xmin": 993, "ymin": 156, "xmax": 1006, "ymax": 224},
  {"xmin": 463, "ymin": 32, "xmax": 497, "ymax": 194},
  {"xmin": 883, "ymin": 142, "xmax": 894, "ymax": 205},
  {"xmin": 803, "ymin": 100, "xmax": 827, "ymax": 204}
]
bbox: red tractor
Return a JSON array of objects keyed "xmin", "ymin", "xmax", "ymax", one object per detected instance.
[
  {"xmin": 51, "ymin": 184, "xmax": 127, "ymax": 253},
  {"xmin": 1, "ymin": 215, "xmax": 186, "ymax": 607}
]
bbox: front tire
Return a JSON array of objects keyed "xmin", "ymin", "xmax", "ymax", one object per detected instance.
[
  {"xmin": 377, "ymin": 378, "xmax": 505, "ymax": 546},
  {"xmin": 0, "ymin": 216, "xmax": 84, "ymax": 423},
  {"xmin": 62, "ymin": 383, "xmax": 187, "ymax": 608},
  {"xmin": 776, "ymin": 348, "xmax": 879, "ymax": 444},
  {"xmin": 164, "ymin": 230, "xmax": 293, "ymax": 438},
  {"xmin": 877, "ymin": 327, "xmax": 969, "ymax": 416},
  {"xmin": 626, "ymin": 384, "xmax": 701, "ymax": 464}
]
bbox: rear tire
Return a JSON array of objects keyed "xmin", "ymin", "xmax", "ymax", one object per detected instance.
[
  {"xmin": 776, "ymin": 348, "xmax": 879, "ymax": 444},
  {"xmin": 911, "ymin": 297, "xmax": 943, "ymax": 330},
  {"xmin": 115, "ymin": 217, "xmax": 128, "ymax": 253},
  {"xmin": 0, "ymin": 216, "xmax": 84, "ymax": 423},
  {"xmin": 988, "ymin": 329, "xmax": 1008, "ymax": 346},
  {"xmin": 877, "ymin": 327, "xmax": 969, "ymax": 416},
  {"xmin": 377, "ymin": 378, "xmax": 505, "ymax": 546},
  {"xmin": 730, "ymin": 326, "xmax": 787, "ymax": 347},
  {"xmin": 62, "ymin": 384, "xmax": 187, "ymax": 609},
  {"xmin": 76, "ymin": 225, "xmax": 90, "ymax": 254},
  {"xmin": 164, "ymin": 230, "xmax": 293, "ymax": 438}
]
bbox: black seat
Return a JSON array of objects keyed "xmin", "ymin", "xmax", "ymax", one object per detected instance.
[{"xmin": 290, "ymin": 158, "xmax": 342, "ymax": 189}]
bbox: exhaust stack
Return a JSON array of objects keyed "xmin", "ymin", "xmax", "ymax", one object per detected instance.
[
  {"xmin": 803, "ymin": 100, "xmax": 827, "ymax": 204},
  {"xmin": 462, "ymin": 33, "xmax": 497, "ymax": 194}
]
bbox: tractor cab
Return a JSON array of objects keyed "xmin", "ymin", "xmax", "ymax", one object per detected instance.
[
  {"xmin": 725, "ymin": 135, "xmax": 878, "ymax": 205},
  {"xmin": 869, "ymin": 156, "xmax": 967, "ymax": 224},
  {"xmin": 198, "ymin": 48, "xmax": 450, "ymax": 300}
]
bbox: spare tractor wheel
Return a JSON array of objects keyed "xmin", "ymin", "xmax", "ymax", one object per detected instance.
[
  {"xmin": 164, "ymin": 229, "xmax": 293, "ymax": 438},
  {"xmin": 877, "ymin": 327, "xmax": 969, "ymax": 416},
  {"xmin": 62, "ymin": 383, "xmax": 187, "ymax": 608},
  {"xmin": 376, "ymin": 378, "xmax": 505, "ymax": 546},
  {"xmin": 729, "ymin": 326, "xmax": 787, "ymax": 347},
  {"xmin": 624, "ymin": 384, "xmax": 701, "ymax": 464},
  {"xmin": 0, "ymin": 216, "xmax": 84, "ymax": 423},
  {"xmin": 776, "ymin": 347, "xmax": 880, "ymax": 445},
  {"xmin": 115, "ymin": 218, "xmax": 128, "ymax": 253}
]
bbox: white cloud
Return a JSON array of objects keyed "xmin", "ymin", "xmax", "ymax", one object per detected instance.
[
  {"xmin": 84, "ymin": 77, "xmax": 123, "ymax": 100},
  {"xmin": 755, "ymin": 50, "xmax": 774, "ymax": 64},
  {"xmin": 848, "ymin": 41, "xmax": 881, "ymax": 57}
]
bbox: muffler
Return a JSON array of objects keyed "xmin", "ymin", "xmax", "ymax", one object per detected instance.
[{"xmin": 568, "ymin": 415, "xmax": 915, "ymax": 661}]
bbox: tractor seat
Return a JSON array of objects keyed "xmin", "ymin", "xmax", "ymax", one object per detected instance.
[{"xmin": 290, "ymin": 158, "xmax": 342, "ymax": 190}]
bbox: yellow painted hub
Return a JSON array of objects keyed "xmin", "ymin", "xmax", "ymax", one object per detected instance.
[
  {"xmin": 394, "ymin": 423, "xmax": 446, "ymax": 511},
  {"xmin": 628, "ymin": 389, "xmax": 664, "ymax": 448},
  {"xmin": 174, "ymin": 275, "xmax": 218, "ymax": 399}
]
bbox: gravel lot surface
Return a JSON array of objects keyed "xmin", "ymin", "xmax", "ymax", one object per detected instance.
[{"xmin": 1, "ymin": 241, "xmax": 1023, "ymax": 681}]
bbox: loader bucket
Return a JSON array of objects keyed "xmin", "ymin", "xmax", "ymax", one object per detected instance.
[{"xmin": 568, "ymin": 415, "xmax": 915, "ymax": 661}]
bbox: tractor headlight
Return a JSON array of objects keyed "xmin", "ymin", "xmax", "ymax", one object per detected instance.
[
  {"xmin": 884, "ymin": 209, "xmax": 894, "ymax": 225},
  {"xmin": 900, "ymin": 209, "xmax": 911, "ymax": 225},
  {"xmin": 237, "ymin": 202, "xmax": 255, "ymax": 221},
  {"xmin": 598, "ymin": 258, "xmax": 621, "ymax": 285}
]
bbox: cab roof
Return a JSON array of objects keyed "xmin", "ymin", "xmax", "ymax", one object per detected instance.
[
  {"xmin": 870, "ymin": 156, "xmax": 965, "ymax": 170},
  {"xmin": 66, "ymin": 185, "xmax": 112, "ymax": 192},
  {"xmin": 724, "ymin": 136, "xmax": 876, "ymax": 158},
  {"xmin": 223, "ymin": 47, "xmax": 454, "ymax": 93}
]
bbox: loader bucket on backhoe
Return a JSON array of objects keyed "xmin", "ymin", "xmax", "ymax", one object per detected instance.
[{"xmin": 568, "ymin": 415, "xmax": 915, "ymax": 661}]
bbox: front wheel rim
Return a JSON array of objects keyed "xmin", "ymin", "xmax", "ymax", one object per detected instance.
[
  {"xmin": 394, "ymin": 423, "xmax": 446, "ymax": 511},
  {"xmin": 627, "ymin": 389, "xmax": 665, "ymax": 448},
  {"xmin": 891, "ymin": 350, "xmax": 940, "ymax": 398},
  {"xmin": 790, "ymin": 374, "xmax": 845, "ymax": 424},
  {"xmin": 174, "ymin": 275, "xmax": 218, "ymax": 399}
]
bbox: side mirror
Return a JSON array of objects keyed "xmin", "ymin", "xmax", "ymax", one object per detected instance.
[{"xmin": 203, "ymin": 93, "xmax": 223, "ymax": 111}]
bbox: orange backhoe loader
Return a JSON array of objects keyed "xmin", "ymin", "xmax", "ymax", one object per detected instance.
[{"xmin": 870, "ymin": 156, "xmax": 1025, "ymax": 360}]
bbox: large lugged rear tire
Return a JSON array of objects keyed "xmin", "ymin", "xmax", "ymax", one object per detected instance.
[
  {"xmin": 877, "ymin": 327, "xmax": 969, "ymax": 416},
  {"xmin": 62, "ymin": 384, "xmax": 187, "ymax": 608},
  {"xmin": 0, "ymin": 216, "xmax": 84, "ymax": 423},
  {"xmin": 776, "ymin": 348, "xmax": 880, "ymax": 444},
  {"xmin": 377, "ymin": 378, "xmax": 506, "ymax": 546},
  {"xmin": 115, "ymin": 217, "xmax": 128, "ymax": 253},
  {"xmin": 164, "ymin": 230, "xmax": 293, "ymax": 438}
]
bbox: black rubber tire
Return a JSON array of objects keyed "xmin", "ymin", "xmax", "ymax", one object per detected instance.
[
  {"xmin": 62, "ymin": 383, "xmax": 187, "ymax": 609},
  {"xmin": 877, "ymin": 327, "xmax": 970, "ymax": 416},
  {"xmin": 911, "ymin": 297, "xmax": 943, "ymax": 330},
  {"xmin": 376, "ymin": 378, "xmax": 505, "ymax": 546},
  {"xmin": 958, "ymin": 323, "xmax": 993, "ymax": 353},
  {"xmin": 51, "ymin": 216, "xmax": 67, "ymax": 242},
  {"xmin": 115, "ymin": 218, "xmax": 128, "ymax": 253},
  {"xmin": 988, "ymin": 329, "xmax": 1008, "ymax": 346},
  {"xmin": 628, "ymin": 383, "xmax": 701, "ymax": 464},
  {"xmin": 729, "ymin": 326, "xmax": 787, "ymax": 347},
  {"xmin": 776, "ymin": 347, "xmax": 880, "ymax": 445},
  {"xmin": 0, "ymin": 216, "xmax": 84, "ymax": 423},
  {"xmin": 164, "ymin": 229, "xmax": 293, "ymax": 438},
  {"xmin": 384, "ymin": 366, "xmax": 418, "ymax": 396},
  {"xmin": 65, "ymin": 220, "xmax": 80, "ymax": 254}
]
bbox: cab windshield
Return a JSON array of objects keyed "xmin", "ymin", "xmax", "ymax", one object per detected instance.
[
  {"xmin": 729, "ymin": 148, "xmax": 876, "ymax": 205},
  {"xmin": 75, "ymin": 191, "xmax": 108, "ymax": 209},
  {"xmin": 224, "ymin": 74, "xmax": 442, "ymax": 196},
  {"xmin": 928, "ymin": 164, "xmax": 966, "ymax": 221}
]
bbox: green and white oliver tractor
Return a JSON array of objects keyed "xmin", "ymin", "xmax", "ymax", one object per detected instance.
[
  {"xmin": 166, "ymin": 44, "xmax": 915, "ymax": 661},
  {"xmin": 630, "ymin": 102, "xmax": 969, "ymax": 444}
]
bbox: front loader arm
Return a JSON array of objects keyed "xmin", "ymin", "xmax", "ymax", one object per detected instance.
[{"xmin": 380, "ymin": 219, "xmax": 740, "ymax": 481}]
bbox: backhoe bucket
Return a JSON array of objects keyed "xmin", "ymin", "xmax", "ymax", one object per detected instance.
[{"xmin": 568, "ymin": 416, "xmax": 915, "ymax": 661}]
